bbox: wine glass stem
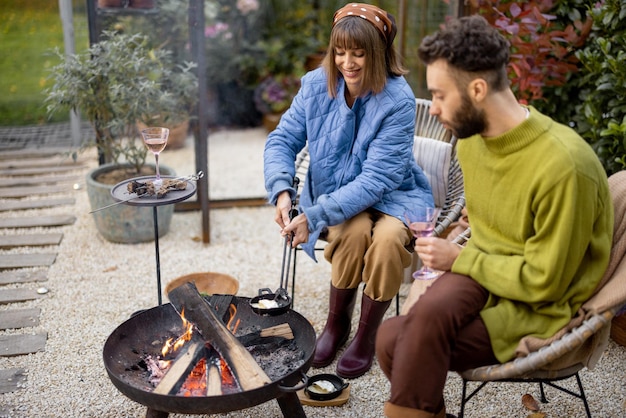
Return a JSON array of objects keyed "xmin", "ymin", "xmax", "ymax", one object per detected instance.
[{"xmin": 155, "ymin": 154, "xmax": 161, "ymax": 180}]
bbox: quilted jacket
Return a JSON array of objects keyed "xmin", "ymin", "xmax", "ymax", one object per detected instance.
[{"xmin": 264, "ymin": 68, "xmax": 433, "ymax": 259}]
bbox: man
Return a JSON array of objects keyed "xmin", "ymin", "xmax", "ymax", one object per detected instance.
[{"xmin": 375, "ymin": 15, "xmax": 613, "ymax": 418}]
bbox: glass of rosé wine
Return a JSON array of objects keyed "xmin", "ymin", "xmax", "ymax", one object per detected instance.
[
  {"xmin": 404, "ymin": 206, "xmax": 441, "ymax": 280},
  {"xmin": 141, "ymin": 127, "xmax": 169, "ymax": 186}
]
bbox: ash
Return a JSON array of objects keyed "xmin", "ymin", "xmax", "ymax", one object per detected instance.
[{"xmin": 249, "ymin": 340, "xmax": 306, "ymax": 380}]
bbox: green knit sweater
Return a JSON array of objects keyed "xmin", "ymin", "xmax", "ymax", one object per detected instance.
[{"xmin": 453, "ymin": 107, "xmax": 614, "ymax": 362}]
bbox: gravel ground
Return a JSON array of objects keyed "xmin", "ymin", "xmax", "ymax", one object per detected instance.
[{"xmin": 1, "ymin": 127, "xmax": 625, "ymax": 418}]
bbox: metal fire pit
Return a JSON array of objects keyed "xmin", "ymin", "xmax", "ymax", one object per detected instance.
[{"xmin": 103, "ymin": 296, "xmax": 316, "ymax": 417}]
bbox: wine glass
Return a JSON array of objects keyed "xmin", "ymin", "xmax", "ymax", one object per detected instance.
[
  {"xmin": 404, "ymin": 206, "xmax": 442, "ymax": 280},
  {"xmin": 141, "ymin": 127, "xmax": 169, "ymax": 187}
]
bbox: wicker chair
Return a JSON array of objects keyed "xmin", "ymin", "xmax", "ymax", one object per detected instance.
[
  {"xmin": 456, "ymin": 171, "xmax": 626, "ymax": 418},
  {"xmin": 289, "ymin": 99, "xmax": 465, "ymax": 313}
]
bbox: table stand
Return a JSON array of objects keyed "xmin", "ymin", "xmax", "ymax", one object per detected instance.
[{"xmin": 111, "ymin": 176, "xmax": 197, "ymax": 305}]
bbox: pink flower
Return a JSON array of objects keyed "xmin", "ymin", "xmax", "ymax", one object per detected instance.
[
  {"xmin": 205, "ymin": 22, "xmax": 230, "ymax": 39},
  {"xmin": 236, "ymin": 0, "xmax": 259, "ymax": 15}
]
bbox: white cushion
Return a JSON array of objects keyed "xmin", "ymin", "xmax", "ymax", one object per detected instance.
[{"xmin": 413, "ymin": 135, "xmax": 452, "ymax": 208}]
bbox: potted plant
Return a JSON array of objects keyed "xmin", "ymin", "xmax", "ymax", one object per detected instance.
[
  {"xmin": 45, "ymin": 30, "xmax": 198, "ymax": 243},
  {"xmin": 253, "ymin": 73, "xmax": 301, "ymax": 132}
]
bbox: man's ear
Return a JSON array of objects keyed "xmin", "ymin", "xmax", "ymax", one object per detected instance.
[{"xmin": 467, "ymin": 78, "xmax": 488, "ymax": 103}]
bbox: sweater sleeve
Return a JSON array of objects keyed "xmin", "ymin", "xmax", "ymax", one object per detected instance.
[{"xmin": 453, "ymin": 171, "xmax": 607, "ymax": 304}]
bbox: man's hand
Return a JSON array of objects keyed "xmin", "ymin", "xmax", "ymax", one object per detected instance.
[{"xmin": 415, "ymin": 236, "xmax": 462, "ymax": 271}]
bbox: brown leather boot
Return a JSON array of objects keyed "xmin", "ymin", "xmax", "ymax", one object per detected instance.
[
  {"xmin": 336, "ymin": 293, "xmax": 391, "ymax": 378},
  {"xmin": 312, "ymin": 285, "xmax": 358, "ymax": 368}
]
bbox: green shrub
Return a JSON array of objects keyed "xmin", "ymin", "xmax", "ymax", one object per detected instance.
[{"xmin": 574, "ymin": 0, "xmax": 626, "ymax": 175}]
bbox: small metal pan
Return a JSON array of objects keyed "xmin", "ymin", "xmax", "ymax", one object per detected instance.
[
  {"xmin": 304, "ymin": 373, "xmax": 349, "ymax": 401},
  {"xmin": 249, "ymin": 287, "xmax": 291, "ymax": 316}
]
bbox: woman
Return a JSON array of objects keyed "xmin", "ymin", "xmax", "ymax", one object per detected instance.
[{"xmin": 263, "ymin": 3, "xmax": 433, "ymax": 379}]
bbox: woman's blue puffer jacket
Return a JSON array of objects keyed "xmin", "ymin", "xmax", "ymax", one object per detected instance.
[{"xmin": 264, "ymin": 68, "xmax": 433, "ymax": 259}]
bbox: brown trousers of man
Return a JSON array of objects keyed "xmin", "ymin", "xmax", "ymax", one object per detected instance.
[{"xmin": 376, "ymin": 272, "xmax": 499, "ymax": 417}]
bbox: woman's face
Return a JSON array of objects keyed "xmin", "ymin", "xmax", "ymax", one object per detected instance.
[{"xmin": 334, "ymin": 47, "xmax": 366, "ymax": 95}]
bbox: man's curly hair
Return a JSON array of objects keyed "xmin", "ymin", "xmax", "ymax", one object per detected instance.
[{"xmin": 418, "ymin": 15, "xmax": 511, "ymax": 92}]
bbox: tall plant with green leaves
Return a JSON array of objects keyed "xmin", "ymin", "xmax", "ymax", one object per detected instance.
[
  {"xmin": 574, "ymin": 0, "xmax": 626, "ymax": 175},
  {"xmin": 45, "ymin": 31, "xmax": 197, "ymax": 173}
]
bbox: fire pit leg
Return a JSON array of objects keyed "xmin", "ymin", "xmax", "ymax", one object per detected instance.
[
  {"xmin": 145, "ymin": 408, "xmax": 168, "ymax": 418},
  {"xmin": 276, "ymin": 392, "xmax": 307, "ymax": 417}
]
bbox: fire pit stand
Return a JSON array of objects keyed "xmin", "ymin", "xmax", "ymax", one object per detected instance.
[{"xmin": 111, "ymin": 176, "xmax": 196, "ymax": 305}]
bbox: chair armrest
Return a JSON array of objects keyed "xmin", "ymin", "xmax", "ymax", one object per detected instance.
[{"xmin": 459, "ymin": 309, "xmax": 616, "ymax": 381}]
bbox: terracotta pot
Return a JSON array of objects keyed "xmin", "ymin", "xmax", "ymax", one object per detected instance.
[
  {"xmin": 305, "ymin": 51, "xmax": 326, "ymax": 72},
  {"xmin": 611, "ymin": 314, "xmax": 626, "ymax": 347},
  {"xmin": 86, "ymin": 163, "xmax": 176, "ymax": 243},
  {"xmin": 97, "ymin": 0, "xmax": 124, "ymax": 7},
  {"xmin": 129, "ymin": 0, "xmax": 155, "ymax": 8},
  {"xmin": 262, "ymin": 112, "xmax": 284, "ymax": 133}
]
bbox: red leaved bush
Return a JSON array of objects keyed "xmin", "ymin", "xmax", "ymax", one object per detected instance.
[{"xmin": 452, "ymin": 0, "xmax": 592, "ymax": 104}]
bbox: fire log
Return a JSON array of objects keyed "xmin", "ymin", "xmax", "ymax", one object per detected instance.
[
  {"xmin": 206, "ymin": 352, "xmax": 223, "ymax": 397},
  {"xmin": 168, "ymin": 283, "xmax": 271, "ymax": 391},
  {"xmin": 153, "ymin": 336, "xmax": 206, "ymax": 395}
]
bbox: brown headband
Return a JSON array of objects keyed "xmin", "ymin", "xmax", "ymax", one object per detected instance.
[{"xmin": 333, "ymin": 3, "xmax": 397, "ymax": 45}]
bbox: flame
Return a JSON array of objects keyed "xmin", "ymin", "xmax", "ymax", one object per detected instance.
[
  {"xmin": 161, "ymin": 308, "xmax": 194, "ymax": 357},
  {"xmin": 151, "ymin": 301, "xmax": 244, "ymax": 395},
  {"xmin": 226, "ymin": 304, "xmax": 240, "ymax": 333}
]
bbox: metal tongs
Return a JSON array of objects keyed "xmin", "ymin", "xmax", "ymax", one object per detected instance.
[
  {"xmin": 89, "ymin": 171, "xmax": 204, "ymax": 213},
  {"xmin": 251, "ymin": 178, "xmax": 300, "ymax": 315}
]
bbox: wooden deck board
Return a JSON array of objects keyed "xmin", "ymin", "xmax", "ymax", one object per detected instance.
[
  {"xmin": 0, "ymin": 308, "xmax": 41, "ymax": 330},
  {"xmin": 0, "ymin": 165, "xmax": 82, "ymax": 176},
  {"xmin": 0, "ymin": 156, "xmax": 85, "ymax": 169},
  {"xmin": 0, "ymin": 270, "xmax": 47, "ymax": 285},
  {"xmin": 0, "ymin": 197, "xmax": 75, "ymax": 212},
  {"xmin": 0, "ymin": 184, "xmax": 73, "ymax": 198},
  {"xmin": 0, "ymin": 333, "xmax": 47, "ymax": 357},
  {"xmin": 0, "ymin": 147, "xmax": 80, "ymax": 159},
  {"xmin": 0, "ymin": 288, "xmax": 46, "ymax": 304},
  {"xmin": 0, "ymin": 215, "xmax": 76, "ymax": 228},
  {"xmin": 0, "ymin": 233, "xmax": 63, "ymax": 248},
  {"xmin": 0, "ymin": 174, "xmax": 79, "ymax": 187},
  {"xmin": 0, "ymin": 368, "xmax": 27, "ymax": 394},
  {"xmin": 0, "ymin": 253, "xmax": 57, "ymax": 270}
]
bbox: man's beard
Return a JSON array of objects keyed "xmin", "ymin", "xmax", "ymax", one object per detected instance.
[{"xmin": 448, "ymin": 94, "xmax": 487, "ymax": 139}]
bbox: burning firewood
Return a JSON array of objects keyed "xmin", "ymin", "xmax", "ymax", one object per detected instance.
[
  {"xmin": 153, "ymin": 336, "xmax": 206, "ymax": 396},
  {"xmin": 168, "ymin": 282, "xmax": 271, "ymax": 392},
  {"xmin": 206, "ymin": 352, "xmax": 223, "ymax": 397}
]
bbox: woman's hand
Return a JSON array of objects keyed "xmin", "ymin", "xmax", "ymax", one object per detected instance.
[
  {"xmin": 274, "ymin": 191, "xmax": 309, "ymax": 247},
  {"xmin": 415, "ymin": 236, "xmax": 462, "ymax": 271},
  {"xmin": 283, "ymin": 213, "xmax": 309, "ymax": 247},
  {"xmin": 274, "ymin": 191, "xmax": 293, "ymax": 229}
]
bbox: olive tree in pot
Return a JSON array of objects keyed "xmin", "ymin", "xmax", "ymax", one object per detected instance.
[{"xmin": 45, "ymin": 31, "xmax": 198, "ymax": 243}]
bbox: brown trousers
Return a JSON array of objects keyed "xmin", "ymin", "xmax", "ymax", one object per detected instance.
[
  {"xmin": 324, "ymin": 210, "xmax": 413, "ymax": 301},
  {"xmin": 376, "ymin": 272, "xmax": 498, "ymax": 414}
]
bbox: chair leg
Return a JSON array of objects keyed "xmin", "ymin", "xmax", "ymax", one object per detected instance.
[
  {"xmin": 395, "ymin": 293, "xmax": 399, "ymax": 315},
  {"xmin": 539, "ymin": 373, "xmax": 592, "ymax": 418},
  {"xmin": 539, "ymin": 381, "xmax": 547, "ymax": 403},
  {"xmin": 575, "ymin": 373, "xmax": 592, "ymax": 418},
  {"xmin": 458, "ymin": 380, "xmax": 488, "ymax": 418},
  {"xmin": 459, "ymin": 379, "xmax": 468, "ymax": 418}
]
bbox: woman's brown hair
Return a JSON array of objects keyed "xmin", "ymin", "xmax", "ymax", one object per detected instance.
[{"xmin": 322, "ymin": 17, "xmax": 408, "ymax": 98}]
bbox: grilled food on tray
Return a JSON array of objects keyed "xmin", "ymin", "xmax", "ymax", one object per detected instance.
[{"xmin": 127, "ymin": 178, "xmax": 188, "ymax": 198}]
